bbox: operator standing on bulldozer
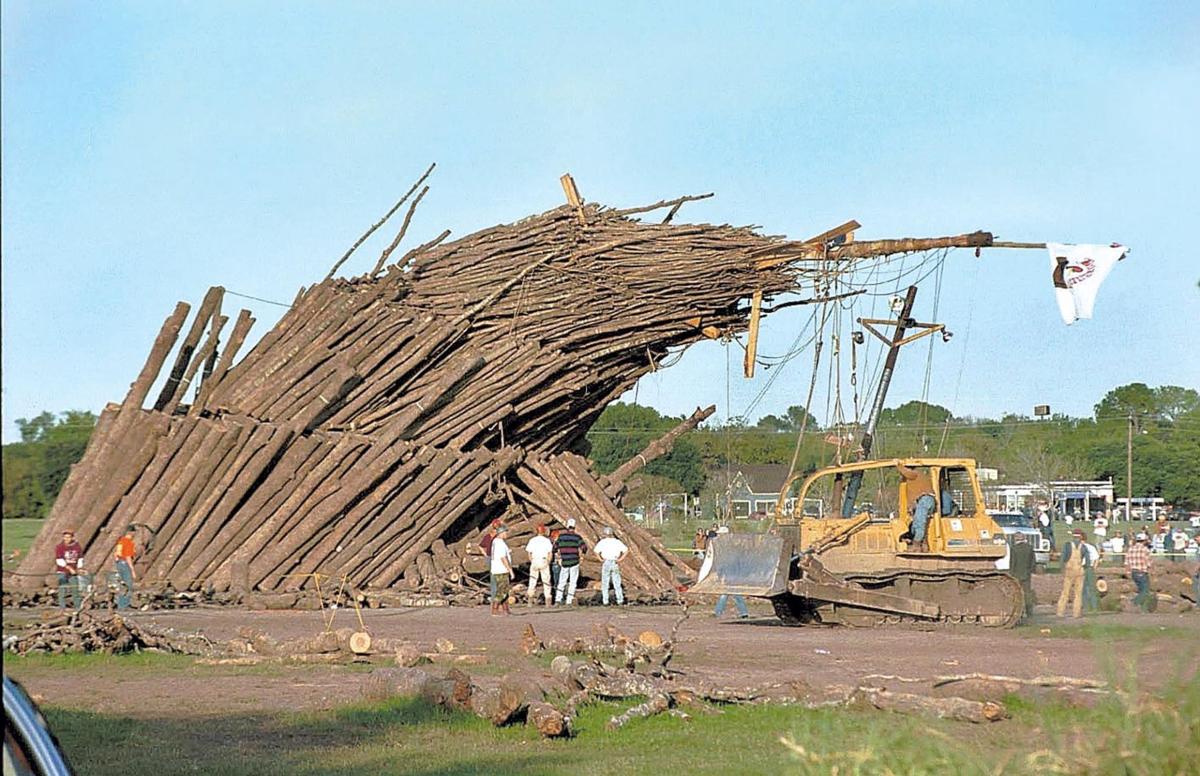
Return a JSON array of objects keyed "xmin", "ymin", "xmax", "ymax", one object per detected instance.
[{"xmin": 895, "ymin": 462, "xmax": 936, "ymax": 552}]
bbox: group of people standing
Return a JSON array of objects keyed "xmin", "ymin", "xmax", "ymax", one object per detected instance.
[
  {"xmin": 53, "ymin": 526, "xmax": 138, "ymax": 610},
  {"xmin": 1055, "ymin": 529, "xmax": 1159, "ymax": 616},
  {"xmin": 480, "ymin": 518, "xmax": 628, "ymax": 615}
]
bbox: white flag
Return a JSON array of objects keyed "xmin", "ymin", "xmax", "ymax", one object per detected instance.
[{"xmin": 1047, "ymin": 243, "xmax": 1128, "ymax": 325}]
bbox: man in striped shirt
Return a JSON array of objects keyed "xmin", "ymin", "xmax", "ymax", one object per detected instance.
[
  {"xmin": 1125, "ymin": 532, "xmax": 1153, "ymax": 612},
  {"xmin": 553, "ymin": 519, "xmax": 587, "ymax": 605}
]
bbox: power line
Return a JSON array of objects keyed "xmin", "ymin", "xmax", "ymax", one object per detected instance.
[{"xmin": 226, "ymin": 289, "xmax": 292, "ymax": 308}]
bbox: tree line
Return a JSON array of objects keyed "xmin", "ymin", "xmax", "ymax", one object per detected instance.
[
  {"xmin": 2, "ymin": 411, "xmax": 98, "ymax": 520},
  {"xmin": 3, "ymin": 383, "xmax": 1197, "ymax": 521},
  {"xmin": 582, "ymin": 383, "xmax": 1199, "ymax": 510}
]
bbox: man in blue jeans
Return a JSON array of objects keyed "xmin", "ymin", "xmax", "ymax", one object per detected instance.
[
  {"xmin": 113, "ymin": 527, "xmax": 138, "ymax": 610},
  {"xmin": 714, "ymin": 594, "xmax": 749, "ymax": 619},
  {"xmin": 54, "ymin": 529, "xmax": 84, "ymax": 610},
  {"xmin": 593, "ymin": 527, "xmax": 627, "ymax": 606},
  {"xmin": 896, "ymin": 462, "xmax": 936, "ymax": 552},
  {"xmin": 1124, "ymin": 532, "xmax": 1153, "ymax": 612},
  {"xmin": 554, "ymin": 519, "xmax": 586, "ymax": 605}
]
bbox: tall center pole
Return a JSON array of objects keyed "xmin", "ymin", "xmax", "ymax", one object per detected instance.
[
  {"xmin": 1126, "ymin": 412, "xmax": 1133, "ymax": 522},
  {"xmin": 840, "ymin": 285, "xmax": 919, "ymax": 517}
]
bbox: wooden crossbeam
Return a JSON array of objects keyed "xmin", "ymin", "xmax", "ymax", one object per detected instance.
[
  {"xmin": 560, "ymin": 173, "xmax": 587, "ymax": 225},
  {"xmin": 743, "ymin": 290, "xmax": 763, "ymax": 378}
]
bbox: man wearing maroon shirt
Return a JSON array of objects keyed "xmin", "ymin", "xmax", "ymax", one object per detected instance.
[{"xmin": 54, "ymin": 529, "xmax": 84, "ymax": 610}]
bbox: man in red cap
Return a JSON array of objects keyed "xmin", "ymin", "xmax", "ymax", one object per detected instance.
[{"xmin": 1056, "ymin": 528, "xmax": 1087, "ymax": 618}]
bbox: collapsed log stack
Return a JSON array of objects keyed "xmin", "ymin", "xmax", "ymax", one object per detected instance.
[{"xmin": 11, "ymin": 180, "xmax": 996, "ymax": 601}]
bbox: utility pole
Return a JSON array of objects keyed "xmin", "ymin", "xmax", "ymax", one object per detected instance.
[
  {"xmin": 839, "ymin": 285, "xmax": 947, "ymax": 517},
  {"xmin": 1126, "ymin": 412, "xmax": 1133, "ymax": 522}
]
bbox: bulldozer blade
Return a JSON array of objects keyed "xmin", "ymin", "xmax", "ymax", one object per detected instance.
[{"xmin": 690, "ymin": 534, "xmax": 790, "ymax": 597}]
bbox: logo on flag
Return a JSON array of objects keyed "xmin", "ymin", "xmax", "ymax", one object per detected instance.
[{"xmin": 1047, "ymin": 243, "xmax": 1127, "ymax": 325}]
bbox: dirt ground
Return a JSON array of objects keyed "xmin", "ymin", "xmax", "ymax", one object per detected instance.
[{"xmin": 7, "ymin": 583, "xmax": 1198, "ymax": 720}]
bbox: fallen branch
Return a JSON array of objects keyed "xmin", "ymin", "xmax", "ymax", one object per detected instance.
[{"xmin": 607, "ymin": 693, "xmax": 670, "ymax": 730}]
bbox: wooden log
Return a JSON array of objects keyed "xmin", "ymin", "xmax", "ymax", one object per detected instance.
[
  {"xmin": 241, "ymin": 435, "xmax": 367, "ymax": 587},
  {"xmin": 207, "ymin": 285, "xmax": 339, "ymax": 409},
  {"xmin": 162, "ymin": 313, "xmax": 230, "ymax": 415},
  {"xmin": 527, "ymin": 702, "xmax": 570, "ymax": 737},
  {"xmin": 143, "ymin": 419, "xmax": 249, "ymax": 582},
  {"xmin": 368, "ymin": 450, "xmax": 519, "ymax": 587},
  {"xmin": 755, "ymin": 231, "xmax": 994, "ymax": 269},
  {"xmin": 152, "ymin": 288, "xmax": 222, "ymax": 411},
  {"xmin": 166, "ymin": 421, "xmax": 278, "ymax": 586},
  {"xmin": 199, "ymin": 430, "xmax": 319, "ymax": 588},
  {"xmin": 361, "ymin": 667, "xmax": 434, "ymax": 702},
  {"xmin": 852, "ymin": 687, "xmax": 1006, "ymax": 723},
  {"xmin": 172, "ymin": 422, "xmax": 295, "ymax": 585},
  {"xmin": 191, "ymin": 308, "xmax": 255, "ymax": 416},
  {"xmin": 607, "ymin": 693, "xmax": 670, "ymax": 730},
  {"xmin": 326, "ymin": 162, "xmax": 435, "ymax": 281},
  {"xmin": 276, "ymin": 442, "xmax": 427, "ymax": 588}
]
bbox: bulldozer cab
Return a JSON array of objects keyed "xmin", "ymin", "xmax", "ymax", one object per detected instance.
[{"xmin": 785, "ymin": 458, "xmax": 1006, "ymax": 566}]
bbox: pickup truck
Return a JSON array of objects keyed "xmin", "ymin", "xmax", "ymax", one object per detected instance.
[{"xmin": 988, "ymin": 511, "xmax": 1051, "ymax": 566}]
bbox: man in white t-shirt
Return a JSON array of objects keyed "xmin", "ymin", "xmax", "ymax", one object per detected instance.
[
  {"xmin": 524, "ymin": 524, "xmax": 554, "ymax": 607},
  {"xmin": 593, "ymin": 527, "xmax": 628, "ymax": 606},
  {"xmin": 490, "ymin": 525, "xmax": 513, "ymax": 616},
  {"xmin": 1038, "ymin": 508, "xmax": 1054, "ymax": 550}
]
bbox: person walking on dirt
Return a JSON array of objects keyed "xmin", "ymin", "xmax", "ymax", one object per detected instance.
[
  {"xmin": 895, "ymin": 462, "xmax": 935, "ymax": 552},
  {"xmin": 54, "ymin": 529, "xmax": 84, "ymax": 610},
  {"xmin": 714, "ymin": 594, "xmax": 750, "ymax": 619},
  {"xmin": 1009, "ymin": 532, "xmax": 1036, "ymax": 620},
  {"xmin": 490, "ymin": 525, "xmax": 513, "ymax": 616},
  {"xmin": 1125, "ymin": 532, "xmax": 1153, "ymax": 612},
  {"xmin": 594, "ymin": 527, "xmax": 628, "ymax": 606},
  {"xmin": 1056, "ymin": 529, "xmax": 1086, "ymax": 618},
  {"xmin": 554, "ymin": 519, "xmax": 586, "ymax": 605},
  {"xmin": 1081, "ymin": 535, "xmax": 1101, "ymax": 613},
  {"xmin": 113, "ymin": 527, "xmax": 138, "ymax": 610},
  {"xmin": 549, "ymin": 528, "xmax": 562, "ymax": 592},
  {"xmin": 525, "ymin": 524, "xmax": 553, "ymax": 606},
  {"xmin": 479, "ymin": 519, "xmax": 501, "ymax": 604}
]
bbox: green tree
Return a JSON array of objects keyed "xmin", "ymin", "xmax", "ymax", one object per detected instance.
[
  {"xmin": 878, "ymin": 400, "xmax": 952, "ymax": 427},
  {"xmin": 755, "ymin": 414, "xmax": 790, "ymax": 432},
  {"xmin": 756, "ymin": 405, "xmax": 820, "ymax": 433},
  {"xmin": 3, "ymin": 410, "xmax": 97, "ymax": 520},
  {"xmin": 583, "ymin": 403, "xmax": 706, "ymax": 494},
  {"xmin": 1151, "ymin": 385, "xmax": 1200, "ymax": 423},
  {"xmin": 1094, "ymin": 383, "xmax": 1157, "ymax": 425}
]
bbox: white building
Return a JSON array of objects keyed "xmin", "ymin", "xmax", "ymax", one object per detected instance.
[{"xmin": 985, "ymin": 478, "xmax": 1115, "ymax": 518}]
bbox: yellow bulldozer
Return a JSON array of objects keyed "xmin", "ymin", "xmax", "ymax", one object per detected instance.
[{"xmin": 692, "ymin": 457, "xmax": 1025, "ymax": 627}]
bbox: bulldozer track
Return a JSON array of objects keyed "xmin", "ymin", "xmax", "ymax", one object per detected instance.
[{"xmin": 775, "ymin": 569, "xmax": 1025, "ymax": 629}]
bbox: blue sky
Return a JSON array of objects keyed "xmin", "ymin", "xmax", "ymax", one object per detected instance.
[{"xmin": 3, "ymin": 2, "xmax": 1197, "ymax": 441}]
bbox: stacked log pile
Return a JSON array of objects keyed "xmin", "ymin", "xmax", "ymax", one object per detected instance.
[{"xmin": 12, "ymin": 180, "xmax": 995, "ymax": 602}]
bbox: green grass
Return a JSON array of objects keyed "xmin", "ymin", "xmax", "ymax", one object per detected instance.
[
  {"xmin": 4, "ymin": 651, "xmax": 201, "ymax": 671},
  {"xmin": 2, "ymin": 517, "xmax": 44, "ymax": 569},
  {"xmin": 1014, "ymin": 620, "xmax": 1193, "ymax": 642},
  {"xmin": 34, "ymin": 672, "xmax": 1200, "ymax": 776},
  {"xmin": 1004, "ymin": 670, "xmax": 1200, "ymax": 776},
  {"xmin": 4, "ymin": 651, "xmax": 376, "ymax": 680},
  {"xmin": 32, "ymin": 698, "xmax": 1016, "ymax": 776}
]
